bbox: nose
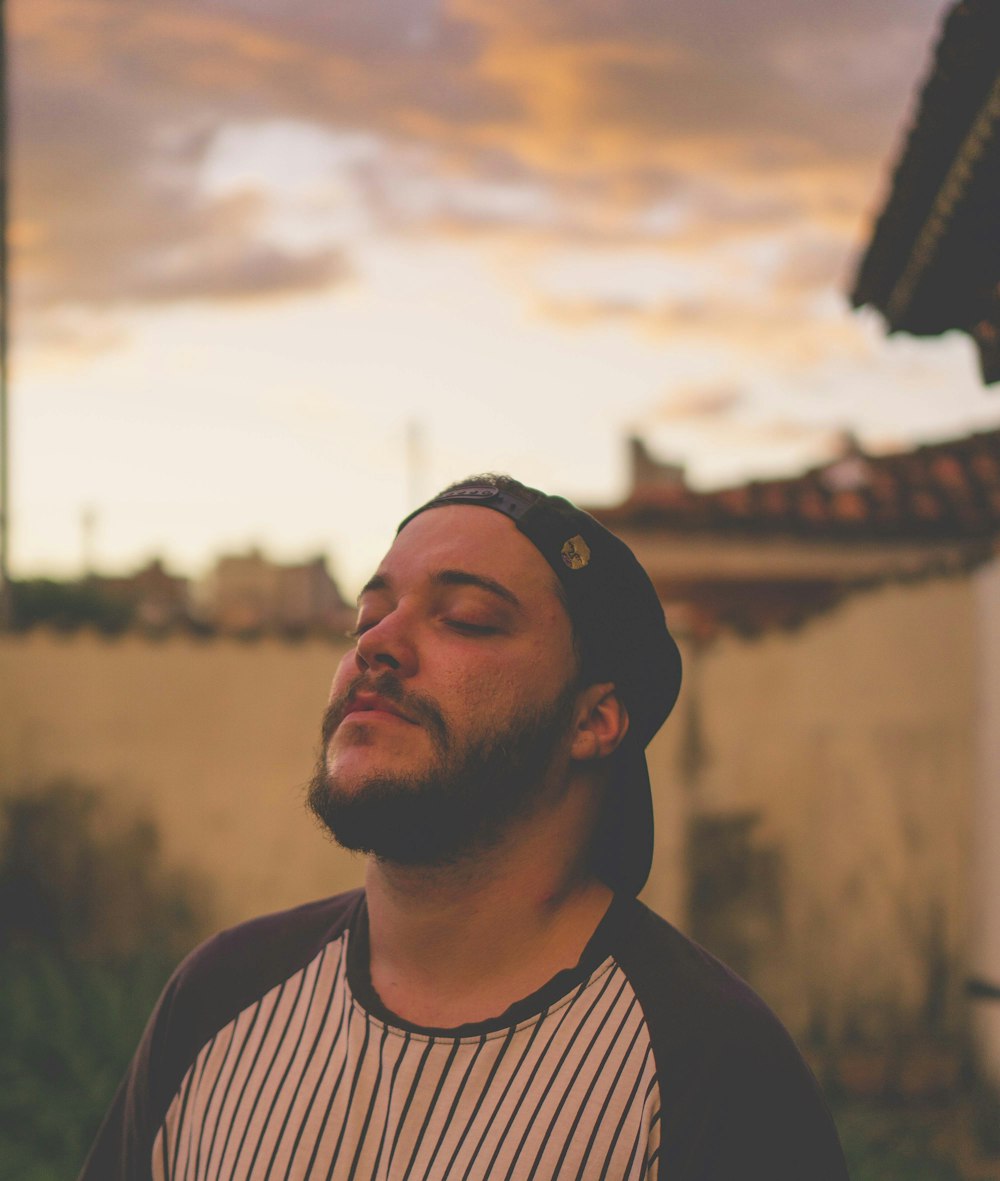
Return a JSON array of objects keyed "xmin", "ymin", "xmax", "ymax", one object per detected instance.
[{"xmin": 354, "ymin": 609, "xmax": 417, "ymax": 676}]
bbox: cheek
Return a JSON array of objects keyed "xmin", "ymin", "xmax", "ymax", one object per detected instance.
[
  {"xmin": 443, "ymin": 658, "xmax": 542, "ymax": 724},
  {"xmin": 525, "ymin": 619, "xmax": 577, "ymax": 695},
  {"xmin": 328, "ymin": 649, "xmax": 359, "ymax": 703}
]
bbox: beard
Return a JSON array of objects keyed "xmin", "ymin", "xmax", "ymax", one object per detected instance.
[{"xmin": 306, "ymin": 670, "xmax": 580, "ymax": 866}]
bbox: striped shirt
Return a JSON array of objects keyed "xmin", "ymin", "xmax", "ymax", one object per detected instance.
[{"xmin": 80, "ymin": 891, "xmax": 848, "ymax": 1181}]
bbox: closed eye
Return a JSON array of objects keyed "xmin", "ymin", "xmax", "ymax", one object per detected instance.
[{"xmin": 444, "ymin": 619, "xmax": 500, "ymax": 636}]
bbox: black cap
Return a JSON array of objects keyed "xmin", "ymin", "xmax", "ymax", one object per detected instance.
[{"xmin": 398, "ymin": 477, "xmax": 682, "ymax": 895}]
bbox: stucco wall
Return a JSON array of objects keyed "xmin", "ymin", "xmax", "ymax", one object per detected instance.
[
  {"xmin": 647, "ymin": 573, "xmax": 976, "ymax": 1041},
  {"xmin": 0, "ymin": 632, "xmax": 365, "ymax": 930},
  {"xmin": 973, "ymin": 559, "xmax": 1000, "ymax": 1085},
  {"xmin": 0, "ymin": 573, "xmax": 977, "ymax": 1044}
]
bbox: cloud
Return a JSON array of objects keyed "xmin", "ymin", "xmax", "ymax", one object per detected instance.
[
  {"xmin": 642, "ymin": 411, "xmax": 844, "ymax": 485},
  {"xmin": 633, "ymin": 377, "xmax": 848, "ymax": 487},
  {"xmin": 8, "ymin": 0, "xmax": 945, "ymax": 339},
  {"xmin": 445, "ymin": 0, "xmax": 945, "ymax": 172},
  {"xmin": 652, "ymin": 385, "xmax": 743, "ymax": 423},
  {"xmin": 10, "ymin": 19, "xmax": 355, "ymax": 321},
  {"xmin": 772, "ymin": 231, "xmax": 855, "ymax": 296}
]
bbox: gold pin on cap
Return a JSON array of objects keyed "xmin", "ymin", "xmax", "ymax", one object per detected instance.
[{"xmin": 561, "ymin": 534, "xmax": 591, "ymax": 570}]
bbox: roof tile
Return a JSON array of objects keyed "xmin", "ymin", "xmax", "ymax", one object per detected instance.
[{"xmin": 593, "ymin": 426, "xmax": 1000, "ymax": 541}]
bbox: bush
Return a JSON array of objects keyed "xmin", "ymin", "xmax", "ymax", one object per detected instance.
[
  {"xmin": 9, "ymin": 580, "xmax": 134, "ymax": 634},
  {"xmin": 0, "ymin": 781, "xmax": 207, "ymax": 1180}
]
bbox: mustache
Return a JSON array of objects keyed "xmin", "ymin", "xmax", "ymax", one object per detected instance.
[{"xmin": 321, "ymin": 671, "xmax": 449, "ymax": 749}]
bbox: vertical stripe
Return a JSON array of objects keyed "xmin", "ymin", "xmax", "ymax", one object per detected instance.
[
  {"xmin": 474, "ymin": 967, "xmax": 623, "ymax": 1178},
  {"xmin": 415, "ymin": 1033, "xmax": 489, "ymax": 1179},
  {"xmin": 149, "ymin": 941, "xmax": 660, "ymax": 1181},
  {"xmin": 199, "ymin": 1000, "xmax": 266, "ymax": 1177},
  {"xmin": 458, "ymin": 988, "xmax": 586, "ymax": 1180},
  {"xmin": 210, "ymin": 978, "xmax": 290, "ymax": 1177},
  {"xmin": 561, "ymin": 1010, "xmax": 646, "ymax": 1176},
  {"xmin": 181, "ymin": 1025, "xmax": 230, "ymax": 1181},
  {"xmin": 596, "ymin": 1041, "xmax": 656, "ymax": 1180},
  {"xmin": 260, "ymin": 943, "xmax": 348, "ymax": 1181},
  {"xmin": 437, "ymin": 1023, "xmax": 518, "ymax": 1178},
  {"xmin": 226, "ymin": 960, "xmax": 315, "ymax": 1177},
  {"xmin": 501, "ymin": 976, "xmax": 634, "ymax": 1180},
  {"xmin": 241, "ymin": 949, "xmax": 326, "ymax": 1178},
  {"xmin": 383, "ymin": 1034, "xmax": 436, "ymax": 1176},
  {"xmin": 343, "ymin": 1022, "xmax": 391, "ymax": 1181},
  {"xmin": 310, "ymin": 999, "xmax": 373, "ymax": 1177},
  {"xmin": 280, "ymin": 950, "xmax": 355, "ymax": 1178},
  {"xmin": 167, "ymin": 1038, "xmax": 201, "ymax": 1175},
  {"xmin": 540, "ymin": 996, "xmax": 644, "ymax": 1178},
  {"xmin": 397, "ymin": 1036, "xmax": 463, "ymax": 1181},
  {"xmin": 366, "ymin": 1028, "xmax": 413, "ymax": 1180}
]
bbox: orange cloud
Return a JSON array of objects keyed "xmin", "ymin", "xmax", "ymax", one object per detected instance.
[{"xmin": 8, "ymin": 0, "xmax": 941, "ymax": 338}]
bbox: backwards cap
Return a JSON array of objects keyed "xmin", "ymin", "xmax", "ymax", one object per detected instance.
[{"xmin": 398, "ymin": 476, "xmax": 682, "ymax": 894}]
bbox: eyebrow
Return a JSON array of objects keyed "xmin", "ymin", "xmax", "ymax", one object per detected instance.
[
  {"xmin": 357, "ymin": 569, "xmax": 522, "ymax": 610},
  {"xmin": 435, "ymin": 569, "xmax": 522, "ymax": 609},
  {"xmin": 358, "ymin": 574, "xmax": 389, "ymax": 604}
]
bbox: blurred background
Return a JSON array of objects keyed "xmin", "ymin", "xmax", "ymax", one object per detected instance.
[{"xmin": 1, "ymin": 0, "xmax": 999, "ymax": 1176}]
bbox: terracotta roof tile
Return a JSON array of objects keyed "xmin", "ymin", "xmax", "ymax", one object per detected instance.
[{"xmin": 592, "ymin": 426, "xmax": 1000, "ymax": 541}]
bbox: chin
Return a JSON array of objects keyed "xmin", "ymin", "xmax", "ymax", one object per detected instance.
[
  {"xmin": 323, "ymin": 752, "xmax": 430, "ymax": 797},
  {"xmin": 305, "ymin": 769, "xmax": 475, "ymax": 865}
]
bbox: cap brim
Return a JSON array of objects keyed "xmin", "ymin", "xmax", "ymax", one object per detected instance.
[{"xmin": 595, "ymin": 733, "xmax": 654, "ymax": 896}]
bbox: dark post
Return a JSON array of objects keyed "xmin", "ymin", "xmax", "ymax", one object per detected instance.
[{"xmin": 0, "ymin": 0, "xmax": 10, "ymax": 629}]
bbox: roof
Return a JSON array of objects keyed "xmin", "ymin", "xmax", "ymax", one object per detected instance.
[
  {"xmin": 596, "ymin": 430, "xmax": 1000, "ymax": 542},
  {"xmin": 588, "ymin": 431, "xmax": 1000, "ymax": 636},
  {"xmin": 850, "ymin": 0, "xmax": 1000, "ymax": 384}
]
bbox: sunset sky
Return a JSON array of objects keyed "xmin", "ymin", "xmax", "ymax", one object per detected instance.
[{"xmin": 10, "ymin": 0, "xmax": 1000, "ymax": 593}]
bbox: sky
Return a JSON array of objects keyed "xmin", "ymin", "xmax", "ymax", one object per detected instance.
[{"xmin": 9, "ymin": 0, "xmax": 1000, "ymax": 595}]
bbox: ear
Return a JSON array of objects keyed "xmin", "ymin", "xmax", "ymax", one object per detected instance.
[{"xmin": 569, "ymin": 682, "xmax": 630, "ymax": 763}]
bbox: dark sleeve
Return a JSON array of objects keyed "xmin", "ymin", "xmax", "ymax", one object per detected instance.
[
  {"xmin": 76, "ymin": 890, "xmax": 364, "ymax": 1181},
  {"xmin": 613, "ymin": 900, "xmax": 849, "ymax": 1181}
]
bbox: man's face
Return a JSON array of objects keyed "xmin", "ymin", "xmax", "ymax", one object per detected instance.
[{"xmin": 307, "ymin": 505, "xmax": 583, "ymax": 865}]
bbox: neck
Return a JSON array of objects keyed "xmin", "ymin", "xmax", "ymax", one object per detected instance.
[{"xmin": 362, "ymin": 784, "xmax": 613, "ymax": 1028}]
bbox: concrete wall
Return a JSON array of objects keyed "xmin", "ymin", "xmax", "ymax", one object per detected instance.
[
  {"xmin": 0, "ymin": 573, "xmax": 977, "ymax": 1045},
  {"xmin": 0, "ymin": 632, "xmax": 365, "ymax": 931},
  {"xmin": 973, "ymin": 559, "xmax": 1000, "ymax": 1085},
  {"xmin": 647, "ymin": 573, "xmax": 976, "ymax": 1042}
]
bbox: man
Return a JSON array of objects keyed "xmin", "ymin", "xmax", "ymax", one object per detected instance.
[{"xmin": 80, "ymin": 474, "xmax": 848, "ymax": 1180}]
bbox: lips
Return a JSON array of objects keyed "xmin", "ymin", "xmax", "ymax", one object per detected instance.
[{"xmin": 341, "ymin": 693, "xmax": 415, "ymax": 724}]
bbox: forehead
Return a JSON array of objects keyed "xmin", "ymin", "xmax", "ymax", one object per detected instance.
[{"xmin": 380, "ymin": 505, "xmax": 565, "ymax": 608}]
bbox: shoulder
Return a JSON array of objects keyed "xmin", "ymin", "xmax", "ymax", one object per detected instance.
[
  {"xmin": 169, "ymin": 887, "xmax": 364, "ymax": 1003},
  {"xmin": 149, "ymin": 891, "xmax": 363, "ymax": 1108},
  {"xmin": 78, "ymin": 889, "xmax": 366, "ymax": 1181},
  {"xmin": 609, "ymin": 897, "xmax": 787, "ymax": 1042},
  {"xmin": 607, "ymin": 898, "xmax": 848, "ymax": 1180}
]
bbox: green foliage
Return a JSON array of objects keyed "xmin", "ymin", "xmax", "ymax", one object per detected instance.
[
  {"xmin": 10, "ymin": 579, "xmax": 134, "ymax": 634},
  {"xmin": 833, "ymin": 1101, "xmax": 967, "ymax": 1181},
  {"xmin": 0, "ymin": 949, "xmax": 175, "ymax": 1181},
  {"xmin": 970, "ymin": 1080, "xmax": 1000, "ymax": 1155},
  {"xmin": 0, "ymin": 781, "xmax": 206, "ymax": 1180},
  {"xmin": 0, "ymin": 781, "xmax": 200, "ymax": 962}
]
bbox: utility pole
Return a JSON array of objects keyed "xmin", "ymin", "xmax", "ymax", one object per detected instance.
[
  {"xmin": 0, "ymin": 0, "xmax": 10, "ymax": 629},
  {"xmin": 405, "ymin": 419, "xmax": 425, "ymax": 509},
  {"xmin": 81, "ymin": 506, "xmax": 96, "ymax": 578}
]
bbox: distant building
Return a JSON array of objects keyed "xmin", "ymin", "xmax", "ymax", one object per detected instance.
[
  {"xmin": 603, "ymin": 430, "xmax": 997, "ymax": 638},
  {"xmin": 195, "ymin": 549, "xmax": 353, "ymax": 635},
  {"xmin": 92, "ymin": 558, "xmax": 191, "ymax": 630}
]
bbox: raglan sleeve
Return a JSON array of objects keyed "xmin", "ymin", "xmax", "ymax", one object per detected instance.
[
  {"xmin": 670, "ymin": 1012, "xmax": 850, "ymax": 1180},
  {"xmin": 75, "ymin": 892, "xmax": 359, "ymax": 1181},
  {"xmin": 616, "ymin": 903, "xmax": 849, "ymax": 1181}
]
